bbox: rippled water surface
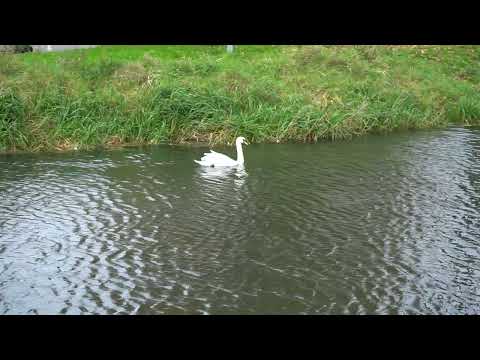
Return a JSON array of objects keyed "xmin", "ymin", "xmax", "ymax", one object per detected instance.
[{"xmin": 1, "ymin": 128, "xmax": 480, "ymax": 314}]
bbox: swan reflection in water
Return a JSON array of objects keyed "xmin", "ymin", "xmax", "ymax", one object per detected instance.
[{"xmin": 196, "ymin": 164, "xmax": 248, "ymax": 188}]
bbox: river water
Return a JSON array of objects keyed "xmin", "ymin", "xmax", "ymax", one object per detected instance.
[{"xmin": 1, "ymin": 127, "xmax": 480, "ymax": 314}]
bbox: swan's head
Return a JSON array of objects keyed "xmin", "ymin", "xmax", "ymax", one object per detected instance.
[{"xmin": 236, "ymin": 136, "xmax": 249, "ymax": 146}]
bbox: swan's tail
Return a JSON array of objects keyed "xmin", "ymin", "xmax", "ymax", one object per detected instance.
[{"xmin": 194, "ymin": 160, "xmax": 211, "ymax": 166}]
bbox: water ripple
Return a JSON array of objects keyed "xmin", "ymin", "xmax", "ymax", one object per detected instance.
[{"xmin": 1, "ymin": 128, "xmax": 480, "ymax": 314}]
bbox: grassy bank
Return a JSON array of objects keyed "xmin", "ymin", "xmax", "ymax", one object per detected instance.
[{"xmin": 1, "ymin": 45, "xmax": 480, "ymax": 152}]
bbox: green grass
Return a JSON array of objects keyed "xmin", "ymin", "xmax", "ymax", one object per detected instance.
[{"xmin": 1, "ymin": 45, "xmax": 480, "ymax": 152}]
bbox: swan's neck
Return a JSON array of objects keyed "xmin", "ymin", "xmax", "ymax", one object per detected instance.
[{"xmin": 236, "ymin": 142, "xmax": 244, "ymax": 165}]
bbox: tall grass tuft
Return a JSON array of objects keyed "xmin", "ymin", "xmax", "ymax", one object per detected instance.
[{"xmin": 0, "ymin": 88, "xmax": 27, "ymax": 151}]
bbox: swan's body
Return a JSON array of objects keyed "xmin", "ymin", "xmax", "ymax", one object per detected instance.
[{"xmin": 194, "ymin": 137, "xmax": 248, "ymax": 167}]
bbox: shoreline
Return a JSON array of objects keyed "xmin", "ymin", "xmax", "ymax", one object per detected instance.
[{"xmin": 1, "ymin": 124, "xmax": 477, "ymax": 156}]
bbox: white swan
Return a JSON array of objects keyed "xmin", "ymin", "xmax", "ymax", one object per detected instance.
[{"xmin": 194, "ymin": 136, "xmax": 249, "ymax": 167}]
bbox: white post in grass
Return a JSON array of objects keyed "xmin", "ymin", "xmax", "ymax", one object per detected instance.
[
  {"xmin": 226, "ymin": 45, "xmax": 234, "ymax": 53},
  {"xmin": 46, "ymin": 45, "xmax": 52, "ymax": 52}
]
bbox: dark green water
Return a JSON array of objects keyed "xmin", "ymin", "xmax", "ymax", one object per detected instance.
[{"xmin": 1, "ymin": 127, "xmax": 480, "ymax": 314}]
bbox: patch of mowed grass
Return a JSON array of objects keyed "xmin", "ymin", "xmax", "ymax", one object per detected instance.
[
  {"xmin": 0, "ymin": 54, "xmax": 25, "ymax": 77},
  {"xmin": 1, "ymin": 45, "xmax": 479, "ymax": 152},
  {"xmin": 57, "ymin": 54, "xmax": 123, "ymax": 88}
]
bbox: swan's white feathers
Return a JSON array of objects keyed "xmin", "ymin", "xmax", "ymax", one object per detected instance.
[
  {"xmin": 194, "ymin": 136, "xmax": 247, "ymax": 167},
  {"xmin": 197, "ymin": 151, "xmax": 237, "ymax": 167}
]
